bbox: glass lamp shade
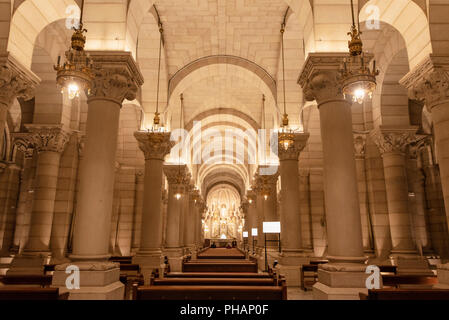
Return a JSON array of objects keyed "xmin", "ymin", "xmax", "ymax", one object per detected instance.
[
  {"xmin": 54, "ymin": 25, "xmax": 93, "ymax": 100},
  {"xmin": 278, "ymin": 131, "xmax": 295, "ymax": 151}
]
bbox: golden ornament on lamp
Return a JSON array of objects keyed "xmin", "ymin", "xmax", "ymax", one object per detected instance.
[
  {"xmin": 54, "ymin": 0, "xmax": 93, "ymax": 100},
  {"xmin": 340, "ymin": 0, "xmax": 379, "ymax": 105}
]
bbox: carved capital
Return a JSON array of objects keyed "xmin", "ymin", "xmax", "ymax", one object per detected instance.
[
  {"xmin": 400, "ymin": 55, "xmax": 449, "ymax": 111},
  {"xmin": 134, "ymin": 131, "xmax": 174, "ymax": 161},
  {"xmin": 24, "ymin": 124, "xmax": 71, "ymax": 154},
  {"xmin": 408, "ymin": 135, "xmax": 432, "ymax": 159},
  {"xmin": 354, "ymin": 133, "xmax": 367, "ymax": 159},
  {"xmin": 87, "ymin": 51, "xmax": 144, "ymax": 106},
  {"xmin": 0, "ymin": 53, "xmax": 40, "ymax": 107},
  {"xmin": 163, "ymin": 164, "xmax": 189, "ymax": 186},
  {"xmin": 298, "ymin": 53, "xmax": 348, "ymax": 105},
  {"xmin": 253, "ymin": 166, "xmax": 279, "ymax": 195},
  {"xmin": 370, "ymin": 128, "xmax": 417, "ymax": 156},
  {"xmin": 12, "ymin": 133, "xmax": 34, "ymax": 159},
  {"xmin": 278, "ymin": 132, "xmax": 310, "ymax": 161}
]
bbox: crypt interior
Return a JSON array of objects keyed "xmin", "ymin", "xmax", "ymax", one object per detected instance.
[{"xmin": 0, "ymin": 0, "xmax": 449, "ymax": 300}]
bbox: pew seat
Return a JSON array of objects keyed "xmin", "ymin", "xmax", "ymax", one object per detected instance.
[
  {"xmin": 0, "ymin": 274, "xmax": 53, "ymax": 288},
  {"xmin": 360, "ymin": 288, "xmax": 449, "ymax": 300},
  {"xmin": 382, "ymin": 274, "xmax": 438, "ymax": 288},
  {"xmin": 0, "ymin": 287, "xmax": 69, "ymax": 300},
  {"xmin": 150, "ymin": 277, "xmax": 278, "ymax": 286},
  {"xmin": 182, "ymin": 261, "xmax": 258, "ymax": 273},
  {"xmin": 165, "ymin": 272, "xmax": 272, "ymax": 278},
  {"xmin": 134, "ymin": 285, "xmax": 286, "ymax": 300},
  {"xmin": 109, "ymin": 256, "xmax": 133, "ymax": 264}
]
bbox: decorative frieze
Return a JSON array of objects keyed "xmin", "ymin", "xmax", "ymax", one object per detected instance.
[
  {"xmin": 134, "ymin": 132, "xmax": 174, "ymax": 161},
  {"xmin": 400, "ymin": 55, "xmax": 449, "ymax": 110},
  {"xmin": 87, "ymin": 51, "xmax": 144, "ymax": 106},
  {"xmin": 0, "ymin": 53, "xmax": 39, "ymax": 108},
  {"xmin": 23, "ymin": 124, "xmax": 71, "ymax": 154},
  {"xmin": 354, "ymin": 133, "xmax": 367, "ymax": 159},
  {"xmin": 370, "ymin": 128, "xmax": 417, "ymax": 155}
]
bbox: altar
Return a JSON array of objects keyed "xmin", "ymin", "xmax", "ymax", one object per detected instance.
[{"xmin": 204, "ymin": 238, "xmax": 237, "ymax": 248}]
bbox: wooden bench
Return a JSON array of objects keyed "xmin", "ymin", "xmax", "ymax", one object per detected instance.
[
  {"xmin": 382, "ymin": 274, "xmax": 438, "ymax": 288},
  {"xmin": 360, "ymin": 288, "xmax": 449, "ymax": 300},
  {"xmin": 133, "ymin": 285, "xmax": 287, "ymax": 300},
  {"xmin": 44, "ymin": 264, "xmax": 56, "ymax": 275},
  {"xmin": 182, "ymin": 261, "xmax": 258, "ymax": 273},
  {"xmin": 109, "ymin": 256, "xmax": 133, "ymax": 264},
  {"xmin": 150, "ymin": 277, "xmax": 278, "ymax": 286},
  {"xmin": 0, "ymin": 274, "xmax": 53, "ymax": 288},
  {"xmin": 165, "ymin": 272, "xmax": 272, "ymax": 278},
  {"xmin": 0, "ymin": 287, "xmax": 69, "ymax": 300}
]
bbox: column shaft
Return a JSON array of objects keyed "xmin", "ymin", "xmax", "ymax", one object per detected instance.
[
  {"xmin": 165, "ymin": 185, "xmax": 184, "ymax": 248},
  {"xmin": 71, "ymin": 98, "xmax": 120, "ymax": 260},
  {"xmin": 319, "ymin": 99, "xmax": 364, "ymax": 261}
]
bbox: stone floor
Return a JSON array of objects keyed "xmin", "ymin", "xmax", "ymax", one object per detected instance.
[{"xmin": 287, "ymin": 287, "xmax": 314, "ymax": 300}]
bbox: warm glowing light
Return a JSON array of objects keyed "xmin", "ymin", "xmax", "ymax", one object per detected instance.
[
  {"xmin": 264, "ymin": 194, "xmax": 268, "ymax": 201},
  {"xmin": 248, "ymin": 199, "xmax": 253, "ymax": 204},
  {"xmin": 353, "ymin": 88, "xmax": 366, "ymax": 104},
  {"xmin": 220, "ymin": 234, "xmax": 227, "ymax": 239},
  {"xmin": 66, "ymin": 83, "xmax": 80, "ymax": 100},
  {"xmin": 175, "ymin": 193, "xmax": 182, "ymax": 200}
]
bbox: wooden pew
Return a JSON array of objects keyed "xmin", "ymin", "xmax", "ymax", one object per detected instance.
[
  {"xmin": 182, "ymin": 261, "xmax": 258, "ymax": 273},
  {"xmin": 165, "ymin": 272, "xmax": 272, "ymax": 278},
  {"xmin": 109, "ymin": 256, "xmax": 133, "ymax": 264},
  {"xmin": 360, "ymin": 288, "xmax": 449, "ymax": 300},
  {"xmin": 0, "ymin": 287, "xmax": 69, "ymax": 300},
  {"xmin": 0, "ymin": 274, "xmax": 53, "ymax": 288},
  {"xmin": 150, "ymin": 277, "xmax": 278, "ymax": 286},
  {"xmin": 133, "ymin": 285, "xmax": 287, "ymax": 300},
  {"xmin": 382, "ymin": 274, "xmax": 438, "ymax": 288}
]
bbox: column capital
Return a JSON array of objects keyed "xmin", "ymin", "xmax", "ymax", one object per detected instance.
[
  {"xmin": 12, "ymin": 133, "xmax": 34, "ymax": 159},
  {"xmin": 298, "ymin": 53, "xmax": 348, "ymax": 106},
  {"xmin": 0, "ymin": 53, "xmax": 40, "ymax": 108},
  {"xmin": 400, "ymin": 55, "xmax": 449, "ymax": 111},
  {"xmin": 354, "ymin": 132, "xmax": 367, "ymax": 159},
  {"xmin": 408, "ymin": 135, "xmax": 432, "ymax": 160},
  {"xmin": 23, "ymin": 124, "xmax": 72, "ymax": 154},
  {"xmin": 370, "ymin": 127, "xmax": 417, "ymax": 156},
  {"xmin": 278, "ymin": 132, "xmax": 310, "ymax": 161},
  {"xmin": 87, "ymin": 51, "xmax": 144, "ymax": 106},
  {"xmin": 163, "ymin": 164, "xmax": 189, "ymax": 186},
  {"xmin": 253, "ymin": 166, "xmax": 279, "ymax": 194},
  {"xmin": 134, "ymin": 131, "xmax": 174, "ymax": 161}
]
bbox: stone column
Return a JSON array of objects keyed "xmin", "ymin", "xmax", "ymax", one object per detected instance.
[
  {"xmin": 0, "ymin": 163, "xmax": 21, "ymax": 256},
  {"xmin": 371, "ymin": 128, "xmax": 417, "ymax": 255},
  {"xmin": 0, "ymin": 53, "xmax": 38, "ymax": 152},
  {"xmin": 132, "ymin": 132, "xmax": 173, "ymax": 279},
  {"xmin": 8, "ymin": 126, "xmax": 70, "ymax": 274},
  {"xmin": 52, "ymin": 52, "xmax": 143, "ymax": 300},
  {"xmin": 131, "ymin": 170, "xmax": 144, "ymax": 253},
  {"xmin": 196, "ymin": 199, "xmax": 206, "ymax": 248},
  {"xmin": 354, "ymin": 134, "xmax": 374, "ymax": 254},
  {"xmin": 277, "ymin": 133, "xmax": 310, "ymax": 286},
  {"xmin": 400, "ymin": 56, "xmax": 449, "ymax": 239},
  {"xmin": 163, "ymin": 164, "xmax": 189, "ymax": 271},
  {"xmin": 10, "ymin": 138, "xmax": 35, "ymax": 253},
  {"xmin": 298, "ymin": 53, "xmax": 366, "ymax": 299},
  {"xmin": 183, "ymin": 185, "xmax": 196, "ymax": 254}
]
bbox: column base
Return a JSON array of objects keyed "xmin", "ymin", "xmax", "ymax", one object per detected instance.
[
  {"xmin": 434, "ymin": 263, "xmax": 449, "ymax": 289},
  {"xmin": 277, "ymin": 251, "xmax": 311, "ymax": 287},
  {"xmin": 7, "ymin": 252, "xmax": 51, "ymax": 275},
  {"xmin": 51, "ymin": 261, "xmax": 124, "ymax": 300},
  {"xmin": 312, "ymin": 263, "xmax": 370, "ymax": 300},
  {"xmin": 389, "ymin": 253, "xmax": 433, "ymax": 275},
  {"xmin": 132, "ymin": 250, "xmax": 164, "ymax": 284},
  {"xmin": 163, "ymin": 248, "xmax": 184, "ymax": 272}
]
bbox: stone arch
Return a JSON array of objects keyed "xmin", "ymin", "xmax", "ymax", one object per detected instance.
[
  {"xmin": 7, "ymin": 0, "xmax": 79, "ymax": 69},
  {"xmin": 359, "ymin": 0, "xmax": 432, "ymax": 70}
]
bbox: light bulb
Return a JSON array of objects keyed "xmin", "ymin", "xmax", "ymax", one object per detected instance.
[
  {"xmin": 175, "ymin": 193, "xmax": 182, "ymax": 200},
  {"xmin": 264, "ymin": 195, "xmax": 268, "ymax": 201},
  {"xmin": 353, "ymin": 88, "xmax": 366, "ymax": 104},
  {"xmin": 67, "ymin": 83, "xmax": 80, "ymax": 100},
  {"xmin": 283, "ymin": 141, "xmax": 290, "ymax": 150},
  {"xmin": 248, "ymin": 199, "xmax": 253, "ymax": 204}
]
